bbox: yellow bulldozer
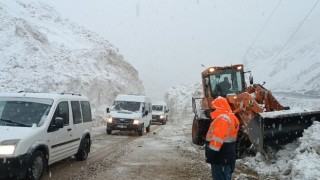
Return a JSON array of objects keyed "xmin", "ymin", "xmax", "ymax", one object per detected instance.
[{"xmin": 192, "ymin": 64, "xmax": 320, "ymax": 156}]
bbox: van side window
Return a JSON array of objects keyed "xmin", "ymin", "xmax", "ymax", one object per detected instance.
[
  {"xmin": 81, "ymin": 101, "xmax": 92, "ymax": 122},
  {"xmin": 141, "ymin": 103, "xmax": 145, "ymax": 113},
  {"xmin": 147, "ymin": 103, "xmax": 151, "ymax": 113},
  {"xmin": 71, "ymin": 101, "xmax": 82, "ymax": 124},
  {"xmin": 52, "ymin": 101, "xmax": 69, "ymax": 125}
]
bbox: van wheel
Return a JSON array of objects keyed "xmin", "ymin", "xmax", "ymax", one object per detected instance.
[
  {"xmin": 146, "ymin": 122, "xmax": 151, "ymax": 133},
  {"xmin": 107, "ymin": 129, "xmax": 112, "ymax": 135},
  {"xmin": 76, "ymin": 137, "xmax": 90, "ymax": 161},
  {"xmin": 27, "ymin": 151, "xmax": 45, "ymax": 180},
  {"xmin": 139, "ymin": 124, "xmax": 144, "ymax": 136}
]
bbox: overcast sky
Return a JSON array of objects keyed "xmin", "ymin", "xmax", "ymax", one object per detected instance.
[{"xmin": 45, "ymin": 0, "xmax": 319, "ymax": 102}]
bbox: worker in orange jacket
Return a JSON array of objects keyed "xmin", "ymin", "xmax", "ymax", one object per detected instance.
[{"xmin": 205, "ymin": 96, "xmax": 239, "ymax": 180}]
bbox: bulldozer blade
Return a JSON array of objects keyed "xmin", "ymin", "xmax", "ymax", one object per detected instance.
[{"xmin": 247, "ymin": 110, "xmax": 320, "ymax": 153}]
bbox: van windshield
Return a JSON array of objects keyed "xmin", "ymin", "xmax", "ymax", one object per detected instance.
[
  {"xmin": 0, "ymin": 98, "xmax": 53, "ymax": 127},
  {"xmin": 112, "ymin": 101, "xmax": 141, "ymax": 113},
  {"xmin": 152, "ymin": 105, "xmax": 163, "ymax": 112}
]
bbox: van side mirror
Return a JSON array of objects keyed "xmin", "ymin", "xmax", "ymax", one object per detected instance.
[
  {"xmin": 55, "ymin": 117, "xmax": 64, "ymax": 129},
  {"xmin": 144, "ymin": 110, "xmax": 149, "ymax": 116},
  {"xmin": 106, "ymin": 107, "xmax": 110, "ymax": 113},
  {"xmin": 49, "ymin": 117, "xmax": 64, "ymax": 132},
  {"xmin": 166, "ymin": 110, "xmax": 169, "ymax": 113}
]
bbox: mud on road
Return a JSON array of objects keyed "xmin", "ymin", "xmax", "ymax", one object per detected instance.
[
  {"xmin": 42, "ymin": 123, "xmax": 264, "ymax": 180},
  {"xmin": 42, "ymin": 125, "xmax": 211, "ymax": 180},
  {"xmin": 76, "ymin": 126, "xmax": 211, "ymax": 180}
]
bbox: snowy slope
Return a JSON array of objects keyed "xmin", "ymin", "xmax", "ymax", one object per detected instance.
[
  {"xmin": 0, "ymin": 0, "xmax": 144, "ymax": 125},
  {"xmin": 244, "ymin": 36, "xmax": 320, "ymax": 96},
  {"xmin": 242, "ymin": 0, "xmax": 320, "ymax": 96}
]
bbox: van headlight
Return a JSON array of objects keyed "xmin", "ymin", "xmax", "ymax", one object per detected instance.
[
  {"xmin": 160, "ymin": 115, "xmax": 164, "ymax": 119},
  {"xmin": 133, "ymin": 120, "xmax": 140, "ymax": 124},
  {"xmin": 107, "ymin": 117, "xmax": 113, "ymax": 123},
  {"xmin": 0, "ymin": 140, "xmax": 20, "ymax": 155}
]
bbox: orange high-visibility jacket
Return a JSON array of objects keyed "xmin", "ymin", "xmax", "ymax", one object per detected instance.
[{"xmin": 206, "ymin": 96, "xmax": 239, "ymax": 151}]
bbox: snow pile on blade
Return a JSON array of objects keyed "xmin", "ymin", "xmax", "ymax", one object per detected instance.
[{"xmin": 240, "ymin": 121, "xmax": 320, "ymax": 179}]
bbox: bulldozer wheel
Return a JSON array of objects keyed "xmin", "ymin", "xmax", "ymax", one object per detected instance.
[{"xmin": 192, "ymin": 116, "xmax": 204, "ymax": 145}]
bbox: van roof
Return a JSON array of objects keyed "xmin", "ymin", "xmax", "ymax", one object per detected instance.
[
  {"xmin": 152, "ymin": 102, "xmax": 167, "ymax": 106},
  {"xmin": 0, "ymin": 92, "xmax": 89, "ymax": 101},
  {"xmin": 115, "ymin": 94, "xmax": 151, "ymax": 103}
]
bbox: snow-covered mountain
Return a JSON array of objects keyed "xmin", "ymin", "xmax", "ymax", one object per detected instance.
[
  {"xmin": 244, "ymin": 33, "xmax": 320, "ymax": 96},
  {"xmin": 0, "ymin": 0, "xmax": 145, "ymax": 125}
]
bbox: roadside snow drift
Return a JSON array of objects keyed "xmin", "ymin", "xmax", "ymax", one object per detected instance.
[{"xmin": 0, "ymin": 0, "xmax": 144, "ymax": 124}]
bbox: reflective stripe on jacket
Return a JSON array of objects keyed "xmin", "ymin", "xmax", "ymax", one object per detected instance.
[{"xmin": 206, "ymin": 113, "xmax": 239, "ymax": 151}]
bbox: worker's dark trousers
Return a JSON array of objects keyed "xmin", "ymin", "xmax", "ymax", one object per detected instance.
[{"xmin": 210, "ymin": 164, "xmax": 235, "ymax": 180}]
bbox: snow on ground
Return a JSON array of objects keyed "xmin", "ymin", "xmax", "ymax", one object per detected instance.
[
  {"xmin": 240, "ymin": 121, "xmax": 320, "ymax": 180},
  {"xmin": 164, "ymin": 83, "xmax": 320, "ymax": 179}
]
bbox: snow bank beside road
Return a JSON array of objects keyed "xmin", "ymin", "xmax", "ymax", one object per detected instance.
[
  {"xmin": 164, "ymin": 83, "xmax": 202, "ymax": 124},
  {"xmin": 160, "ymin": 83, "xmax": 204, "ymax": 154},
  {"xmin": 282, "ymin": 121, "xmax": 320, "ymax": 179}
]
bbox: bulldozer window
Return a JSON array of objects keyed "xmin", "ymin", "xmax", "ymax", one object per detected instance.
[
  {"xmin": 204, "ymin": 77, "xmax": 210, "ymax": 97},
  {"xmin": 209, "ymin": 75, "xmax": 219, "ymax": 96},
  {"xmin": 209, "ymin": 69, "xmax": 245, "ymax": 97},
  {"xmin": 219, "ymin": 76, "xmax": 231, "ymax": 93}
]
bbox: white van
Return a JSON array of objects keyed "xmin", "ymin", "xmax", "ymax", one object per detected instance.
[
  {"xmin": 106, "ymin": 94, "xmax": 152, "ymax": 136},
  {"xmin": 0, "ymin": 92, "xmax": 92, "ymax": 180},
  {"xmin": 152, "ymin": 102, "xmax": 169, "ymax": 125}
]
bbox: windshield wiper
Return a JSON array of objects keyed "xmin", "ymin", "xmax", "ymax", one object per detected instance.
[{"xmin": 0, "ymin": 119, "xmax": 30, "ymax": 127}]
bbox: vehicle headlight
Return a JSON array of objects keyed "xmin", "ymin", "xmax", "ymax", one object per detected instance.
[
  {"xmin": 107, "ymin": 117, "xmax": 113, "ymax": 123},
  {"xmin": 160, "ymin": 115, "xmax": 164, "ymax": 119},
  {"xmin": 0, "ymin": 140, "xmax": 20, "ymax": 155},
  {"xmin": 133, "ymin": 120, "xmax": 140, "ymax": 124}
]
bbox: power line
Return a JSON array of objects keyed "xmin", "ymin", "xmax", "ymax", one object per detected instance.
[
  {"xmin": 242, "ymin": 0, "xmax": 282, "ymax": 61},
  {"xmin": 275, "ymin": 0, "xmax": 319, "ymax": 57}
]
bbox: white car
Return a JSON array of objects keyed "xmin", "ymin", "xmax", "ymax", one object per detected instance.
[
  {"xmin": 152, "ymin": 102, "xmax": 169, "ymax": 125},
  {"xmin": 106, "ymin": 94, "xmax": 152, "ymax": 136},
  {"xmin": 0, "ymin": 92, "xmax": 92, "ymax": 180}
]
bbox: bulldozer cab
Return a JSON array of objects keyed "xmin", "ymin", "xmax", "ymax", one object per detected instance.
[{"xmin": 202, "ymin": 64, "xmax": 246, "ymax": 99}]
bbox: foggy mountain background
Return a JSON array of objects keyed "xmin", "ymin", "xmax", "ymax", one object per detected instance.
[
  {"xmin": 243, "ymin": 0, "xmax": 320, "ymax": 95},
  {"xmin": 45, "ymin": 0, "xmax": 320, "ymax": 100},
  {"xmin": 244, "ymin": 38, "xmax": 320, "ymax": 95},
  {"xmin": 1, "ymin": 0, "xmax": 320, "ymax": 123}
]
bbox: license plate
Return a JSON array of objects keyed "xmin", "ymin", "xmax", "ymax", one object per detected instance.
[{"xmin": 117, "ymin": 124, "xmax": 127, "ymax": 128}]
